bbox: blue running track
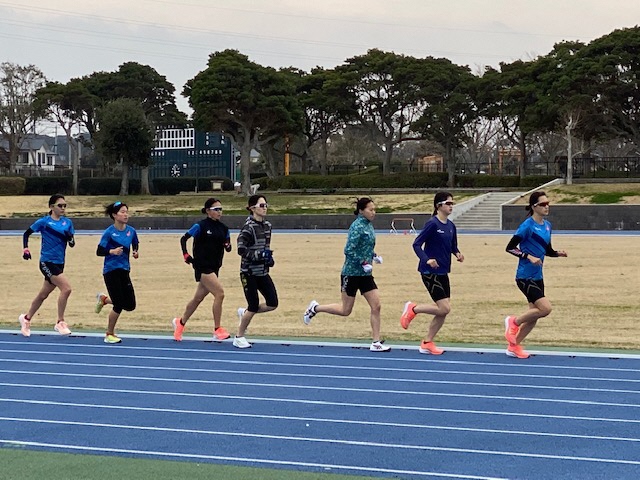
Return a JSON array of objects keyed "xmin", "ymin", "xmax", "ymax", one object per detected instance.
[{"xmin": 1, "ymin": 332, "xmax": 640, "ymax": 479}]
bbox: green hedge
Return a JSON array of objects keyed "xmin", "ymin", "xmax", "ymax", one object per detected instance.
[
  {"xmin": 0, "ymin": 177, "xmax": 26, "ymax": 195},
  {"xmin": 152, "ymin": 176, "xmax": 234, "ymax": 195},
  {"xmin": 78, "ymin": 177, "xmax": 141, "ymax": 195},
  {"xmin": 24, "ymin": 176, "xmax": 73, "ymax": 195},
  {"xmin": 262, "ymin": 173, "xmax": 559, "ymax": 190}
]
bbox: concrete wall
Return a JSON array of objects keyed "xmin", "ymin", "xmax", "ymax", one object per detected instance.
[
  {"xmin": 502, "ymin": 205, "xmax": 640, "ymax": 231},
  {"xmin": 0, "ymin": 213, "xmax": 434, "ymax": 232}
]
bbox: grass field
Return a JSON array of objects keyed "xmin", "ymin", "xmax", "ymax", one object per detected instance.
[
  {"xmin": 0, "ymin": 449, "xmax": 373, "ymax": 480},
  {"xmin": 1, "ymin": 232, "xmax": 638, "ymax": 349}
]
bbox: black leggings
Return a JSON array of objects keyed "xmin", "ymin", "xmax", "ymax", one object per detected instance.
[
  {"xmin": 104, "ymin": 269, "xmax": 136, "ymax": 314},
  {"xmin": 240, "ymin": 273, "xmax": 278, "ymax": 312}
]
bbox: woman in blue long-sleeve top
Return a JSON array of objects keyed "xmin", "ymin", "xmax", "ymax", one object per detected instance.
[{"xmin": 400, "ymin": 191, "xmax": 464, "ymax": 355}]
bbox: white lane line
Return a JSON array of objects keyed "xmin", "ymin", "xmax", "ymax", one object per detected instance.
[
  {"xmin": 0, "ymin": 342, "xmax": 640, "ymax": 381},
  {"xmin": 1, "ymin": 377, "xmax": 640, "ymax": 411},
  {"xmin": 0, "ymin": 336, "xmax": 640, "ymax": 366},
  {"xmin": 3, "ymin": 358, "xmax": 640, "ymax": 395},
  {"xmin": 2, "ymin": 419, "xmax": 640, "ymax": 466},
  {"xmin": 1, "ymin": 382, "xmax": 638, "ymax": 423},
  {"xmin": 0, "ymin": 439, "xmax": 505, "ymax": 480},
  {"xmin": 2, "ymin": 397, "xmax": 640, "ymax": 444}
]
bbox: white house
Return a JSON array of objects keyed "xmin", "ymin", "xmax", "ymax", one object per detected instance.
[{"xmin": 0, "ymin": 135, "xmax": 59, "ymax": 173}]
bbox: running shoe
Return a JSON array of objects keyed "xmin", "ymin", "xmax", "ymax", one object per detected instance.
[
  {"xmin": 506, "ymin": 344, "xmax": 530, "ymax": 359},
  {"xmin": 172, "ymin": 317, "xmax": 184, "ymax": 342},
  {"xmin": 419, "ymin": 340, "xmax": 444, "ymax": 355},
  {"xmin": 213, "ymin": 326, "xmax": 230, "ymax": 341},
  {"xmin": 54, "ymin": 321, "xmax": 71, "ymax": 335},
  {"xmin": 504, "ymin": 315, "xmax": 519, "ymax": 345},
  {"xmin": 303, "ymin": 300, "xmax": 319, "ymax": 325},
  {"xmin": 237, "ymin": 307, "xmax": 246, "ymax": 324},
  {"xmin": 400, "ymin": 301, "xmax": 417, "ymax": 329},
  {"xmin": 104, "ymin": 334, "xmax": 122, "ymax": 344},
  {"xmin": 95, "ymin": 292, "xmax": 107, "ymax": 314},
  {"xmin": 18, "ymin": 314, "xmax": 31, "ymax": 337},
  {"xmin": 370, "ymin": 340, "xmax": 391, "ymax": 352},
  {"xmin": 232, "ymin": 336, "xmax": 252, "ymax": 349}
]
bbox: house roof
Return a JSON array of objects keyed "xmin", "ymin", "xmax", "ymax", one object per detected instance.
[{"xmin": 0, "ymin": 135, "xmax": 56, "ymax": 154}]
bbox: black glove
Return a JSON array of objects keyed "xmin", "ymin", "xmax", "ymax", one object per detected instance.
[
  {"xmin": 23, "ymin": 248, "xmax": 31, "ymax": 260},
  {"xmin": 224, "ymin": 241, "xmax": 232, "ymax": 253},
  {"xmin": 183, "ymin": 253, "xmax": 193, "ymax": 264},
  {"xmin": 68, "ymin": 237, "xmax": 75, "ymax": 248}
]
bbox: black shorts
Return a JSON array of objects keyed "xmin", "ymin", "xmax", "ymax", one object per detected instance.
[
  {"xmin": 40, "ymin": 262, "xmax": 64, "ymax": 284},
  {"xmin": 194, "ymin": 266, "xmax": 220, "ymax": 282},
  {"xmin": 240, "ymin": 273, "xmax": 278, "ymax": 312},
  {"xmin": 421, "ymin": 273, "xmax": 451, "ymax": 302},
  {"xmin": 340, "ymin": 275, "xmax": 378, "ymax": 298},
  {"xmin": 104, "ymin": 269, "xmax": 136, "ymax": 313},
  {"xmin": 517, "ymin": 278, "xmax": 545, "ymax": 304}
]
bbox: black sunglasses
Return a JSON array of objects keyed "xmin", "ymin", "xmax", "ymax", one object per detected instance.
[
  {"xmin": 534, "ymin": 202, "xmax": 550, "ymax": 207},
  {"xmin": 55, "ymin": 203, "xmax": 67, "ymax": 208},
  {"xmin": 437, "ymin": 201, "xmax": 455, "ymax": 206},
  {"xmin": 208, "ymin": 206, "xmax": 223, "ymax": 212},
  {"xmin": 253, "ymin": 203, "xmax": 268, "ymax": 208}
]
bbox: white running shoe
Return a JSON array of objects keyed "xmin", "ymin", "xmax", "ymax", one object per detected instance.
[
  {"xmin": 237, "ymin": 307, "xmax": 246, "ymax": 325},
  {"xmin": 54, "ymin": 321, "xmax": 71, "ymax": 335},
  {"xmin": 18, "ymin": 314, "xmax": 31, "ymax": 337},
  {"xmin": 95, "ymin": 292, "xmax": 107, "ymax": 314},
  {"xmin": 303, "ymin": 300, "xmax": 319, "ymax": 325},
  {"xmin": 370, "ymin": 341, "xmax": 391, "ymax": 352},
  {"xmin": 233, "ymin": 336, "xmax": 252, "ymax": 349}
]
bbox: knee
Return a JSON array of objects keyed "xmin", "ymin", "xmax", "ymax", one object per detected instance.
[
  {"xmin": 60, "ymin": 286, "xmax": 72, "ymax": 298},
  {"xmin": 437, "ymin": 303, "xmax": 451, "ymax": 316},
  {"xmin": 370, "ymin": 302, "xmax": 381, "ymax": 315},
  {"xmin": 538, "ymin": 304, "xmax": 552, "ymax": 317}
]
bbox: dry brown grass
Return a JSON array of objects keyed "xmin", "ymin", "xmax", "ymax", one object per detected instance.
[{"xmin": 1, "ymin": 232, "xmax": 638, "ymax": 349}]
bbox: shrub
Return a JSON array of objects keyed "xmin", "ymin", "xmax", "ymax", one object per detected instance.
[
  {"xmin": 24, "ymin": 176, "xmax": 73, "ymax": 195},
  {"xmin": 78, "ymin": 177, "xmax": 141, "ymax": 195},
  {"xmin": 152, "ymin": 177, "xmax": 233, "ymax": 195},
  {"xmin": 0, "ymin": 176, "xmax": 26, "ymax": 195}
]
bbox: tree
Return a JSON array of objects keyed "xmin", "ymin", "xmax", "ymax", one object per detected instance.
[
  {"xmin": 184, "ymin": 50, "xmax": 303, "ymax": 194},
  {"xmin": 0, "ymin": 63, "xmax": 47, "ymax": 171},
  {"xmin": 95, "ymin": 98, "xmax": 154, "ymax": 196},
  {"xmin": 411, "ymin": 57, "xmax": 479, "ymax": 185},
  {"xmin": 295, "ymin": 67, "xmax": 348, "ymax": 175},
  {"xmin": 482, "ymin": 57, "xmax": 558, "ymax": 179},
  {"xmin": 333, "ymin": 49, "xmax": 426, "ymax": 175},
  {"xmin": 35, "ymin": 79, "xmax": 96, "ymax": 193}
]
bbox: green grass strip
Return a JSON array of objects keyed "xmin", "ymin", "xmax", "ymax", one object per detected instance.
[{"xmin": 0, "ymin": 448, "xmax": 374, "ymax": 480}]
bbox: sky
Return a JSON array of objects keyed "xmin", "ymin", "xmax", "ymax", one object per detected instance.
[{"xmin": 1, "ymin": 0, "xmax": 639, "ymax": 125}]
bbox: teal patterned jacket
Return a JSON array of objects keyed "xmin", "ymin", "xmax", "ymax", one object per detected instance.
[{"xmin": 341, "ymin": 214, "xmax": 375, "ymax": 276}]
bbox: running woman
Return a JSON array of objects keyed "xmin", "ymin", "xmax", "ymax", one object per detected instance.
[
  {"xmin": 234, "ymin": 195, "xmax": 278, "ymax": 349},
  {"xmin": 303, "ymin": 197, "xmax": 390, "ymax": 352},
  {"xmin": 172, "ymin": 198, "xmax": 232, "ymax": 342},
  {"xmin": 95, "ymin": 201, "xmax": 139, "ymax": 344},
  {"xmin": 504, "ymin": 191, "xmax": 567, "ymax": 359},
  {"xmin": 399, "ymin": 191, "xmax": 464, "ymax": 355},
  {"xmin": 19, "ymin": 194, "xmax": 74, "ymax": 337}
]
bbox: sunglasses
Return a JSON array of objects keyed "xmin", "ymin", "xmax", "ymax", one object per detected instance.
[
  {"xmin": 534, "ymin": 202, "xmax": 550, "ymax": 207},
  {"xmin": 55, "ymin": 203, "xmax": 67, "ymax": 208},
  {"xmin": 208, "ymin": 207, "xmax": 223, "ymax": 212},
  {"xmin": 253, "ymin": 203, "xmax": 268, "ymax": 208},
  {"xmin": 437, "ymin": 201, "xmax": 455, "ymax": 206}
]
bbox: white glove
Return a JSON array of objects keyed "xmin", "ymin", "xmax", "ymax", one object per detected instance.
[
  {"xmin": 373, "ymin": 255, "xmax": 383, "ymax": 264},
  {"xmin": 362, "ymin": 263, "xmax": 373, "ymax": 274}
]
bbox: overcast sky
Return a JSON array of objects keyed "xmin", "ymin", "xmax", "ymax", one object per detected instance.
[{"xmin": 1, "ymin": 0, "xmax": 639, "ymax": 121}]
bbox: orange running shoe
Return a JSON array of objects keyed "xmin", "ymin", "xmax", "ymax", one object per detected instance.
[
  {"xmin": 400, "ymin": 302, "xmax": 417, "ymax": 329},
  {"xmin": 419, "ymin": 340, "xmax": 444, "ymax": 355},
  {"xmin": 504, "ymin": 315, "xmax": 519, "ymax": 345},
  {"xmin": 213, "ymin": 326, "xmax": 230, "ymax": 341},
  {"xmin": 506, "ymin": 344, "xmax": 530, "ymax": 359},
  {"xmin": 172, "ymin": 317, "xmax": 184, "ymax": 342}
]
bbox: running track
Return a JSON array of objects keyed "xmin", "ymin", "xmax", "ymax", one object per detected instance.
[{"xmin": 1, "ymin": 332, "xmax": 640, "ymax": 479}]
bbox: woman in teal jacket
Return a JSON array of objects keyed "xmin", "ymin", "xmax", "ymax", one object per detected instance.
[{"xmin": 303, "ymin": 197, "xmax": 390, "ymax": 352}]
